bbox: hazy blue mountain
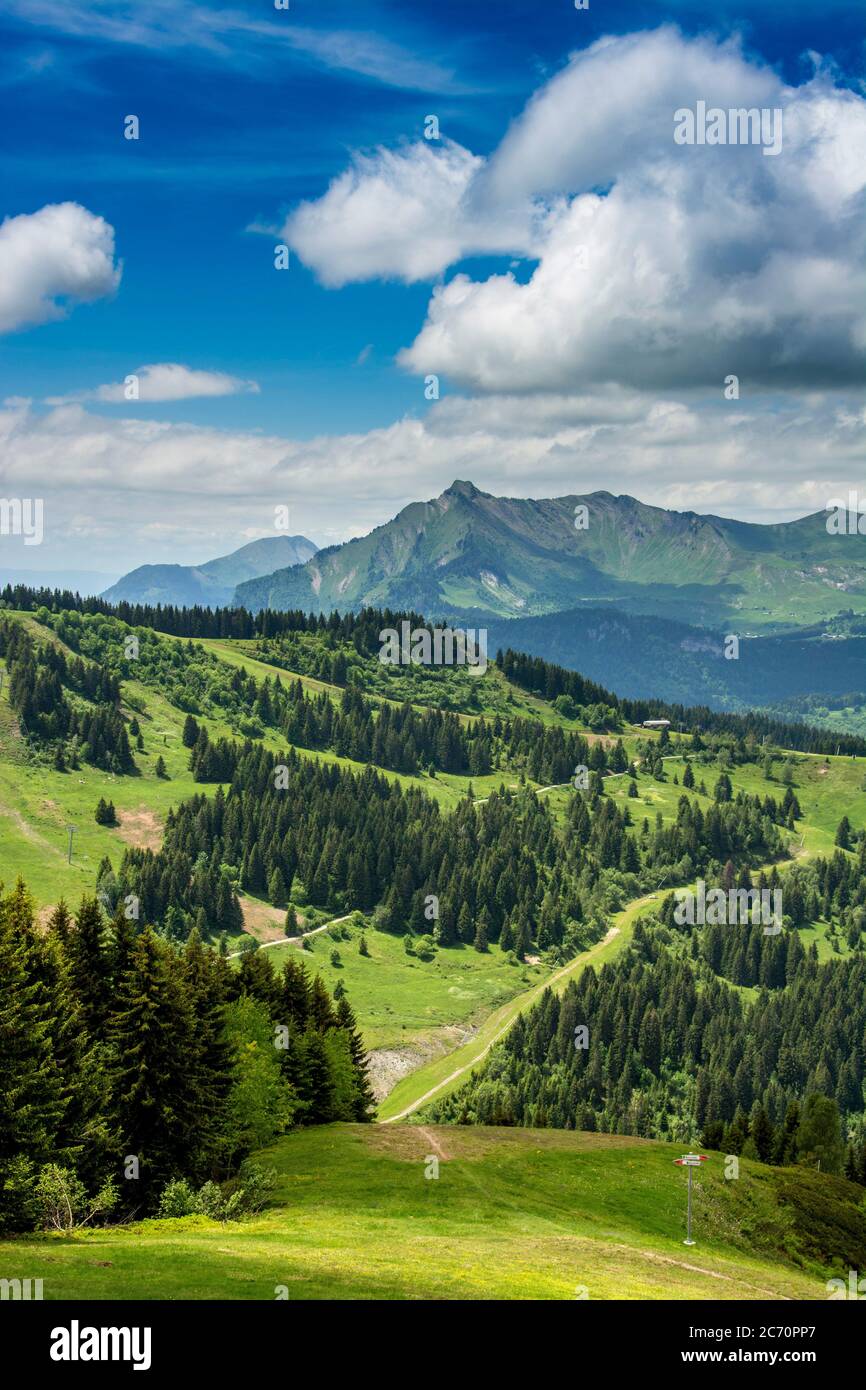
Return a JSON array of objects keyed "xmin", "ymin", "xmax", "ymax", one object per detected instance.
[
  {"xmin": 485, "ymin": 609, "xmax": 866, "ymax": 712},
  {"xmin": 103, "ymin": 535, "xmax": 318, "ymax": 608}
]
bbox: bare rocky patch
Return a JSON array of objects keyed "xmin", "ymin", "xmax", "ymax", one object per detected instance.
[
  {"xmin": 367, "ymin": 1025, "xmax": 478, "ymax": 1102},
  {"xmin": 115, "ymin": 806, "xmax": 163, "ymax": 851}
]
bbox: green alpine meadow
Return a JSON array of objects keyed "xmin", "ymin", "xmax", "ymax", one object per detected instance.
[{"xmin": 1, "ymin": 591, "xmax": 864, "ymax": 1306}]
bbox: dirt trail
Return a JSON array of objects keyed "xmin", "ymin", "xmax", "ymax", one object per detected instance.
[
  {"xmin": 382, "ymin": 925, "xmax": 621, "ymax": 1123},
  {"xmin": 416, "ymin": 1126, "xmax": 451, "ymax": 1161},
  {"xmin": 0, "ymin": 801, "xmax": 61, "ymax": 855},
  {"xmin": 227, "ymin": 912, "xmax": 354, "ymax": 960},
  {"xmin": 611, "ymin": 1244, "xmax": 792, "ymax": 1300}
]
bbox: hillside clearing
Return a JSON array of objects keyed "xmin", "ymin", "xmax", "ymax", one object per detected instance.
[{"xmin": 0, "ymin": 1125, "xmax": 839, "ymax": 1301}]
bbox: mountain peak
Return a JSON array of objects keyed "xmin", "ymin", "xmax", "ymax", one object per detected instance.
[{"xmin": 444, "ymin": 479, "xmax": 484, "ymax": 500}]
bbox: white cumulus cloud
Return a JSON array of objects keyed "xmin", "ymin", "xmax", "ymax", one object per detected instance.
[
  {"xmin": 0, "ymin": 202, "xmax": 121, "ymax": 334},
  {"xmin": 282, "ymin": 140, "xmax": 492, "ymax": 287},
  {"xmin": 278, "ymin": 28, "xmax": 866, "ymax": 393}
]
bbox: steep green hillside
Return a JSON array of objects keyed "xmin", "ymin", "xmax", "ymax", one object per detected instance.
[
  {"xmin": 1, "ymin": 1123, "xmax": 857, "ymax": 1300},
  {"xmin": 487, "ymin": 609, "xmax": 866, "ymax": 710},
  {"xmin": 1, "ymin": 600, "xmax": 862, "ymax": 1133}
]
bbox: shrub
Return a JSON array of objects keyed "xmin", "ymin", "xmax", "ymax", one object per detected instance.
[
  {"xmin": 193, "ymin": 1181, "xmax": 226, "ymax": 1220},
  {"xmin": 225, "ymin": 1163, "xmax": 276, "ymax": 1217},
  {"xmin": 158, "ymin": 1178, "xmax": 197, "ymax": 1219},
  {"xmin": 157, "ymin": 1166, "xmax": 277, "ymax": 1223},
  {"xmin": 35, "ymin": 1164, "xmax": 118, "ymax": 1231}
]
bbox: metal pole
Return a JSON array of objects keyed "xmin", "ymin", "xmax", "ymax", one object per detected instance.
[
  {"xmin": 67, "ymin": 826, "xmax": 74, "ymax": 864},
  {"xmin": 685, "ymin": 1166, "xmax": 694, "ymax": 1246}
]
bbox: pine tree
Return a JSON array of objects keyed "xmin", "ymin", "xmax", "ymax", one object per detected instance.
[
  {"xmin": 0, "ymin": 880, "xmax": 65, "ymax": 1173},
  {"xmin": 268, "ymin": 868, "xmax": 288, "ymax": 907},
  {"xmin": 47, "ymin": 899, "xmax": 73, "ymax": 947},
  {"xmin": 457, "ymin": 901, "xmax": 473, "ymax": 945},
  {"xmin": 513, "ymin": 916, "xmax": 531, "ymax": 961},
  {"xmin": 749, "ymin": 1103, "xmax": 774, "ymax": 1162},
  {"xmin": 64, "ymin": 897, "xmax": 111, "ymax": 1039},
  {"xmin": 335, "ymin": 996, "xmax": 375, "ymax": 1121},
  {"xmin": 295, "ymin": 1032, "xmax": 336, "ymax": 1125},
  {"xmin": 309, "ymin": 975, "xmax": 337, "ymax": 1032},
  {"xmin": 181, "ymin": 930, "xmax": 233, "ymax": 1170},
  {"xmin": 182, "ymin": 714, "xmax": 200, "ymax": 748},
  {"xmin": 835, "ymin": 816, "xmax": 852, "ymax": 850},
  {"xmin": 473, "ymin": 914, "xmax": 489, "ymax": 953},
  {"xmin": 110, "ymin": 928, "xmax": 203, "ymax": 1200},
  {"xmin": 796, "ymin": 1094, "xmax": 845, "ymax": 1175}
]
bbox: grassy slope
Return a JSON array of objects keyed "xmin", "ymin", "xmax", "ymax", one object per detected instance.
[
  {"xmin": 265, "ymin": 925, "xmax": 548, "ymax": 1053},
  {"xmin": 382, "ymin": 747, "xmax": 864, "ymax": 1118},
  {"xmin": 379, "ymin": 891, "xmax": 655, "ymax": 1121},
  {"xmin": 1, "ymin": 619, "xmax": 863, "ymax": 1302},
  {"xmin": 1, "ymin": 612, "xmax": 860, "ymax": 1102},
  {"xmin": 0, "ymin": 1124, "xmax": 835, "ymax": 1300},
  {"xmin": 0, "ymin": 621, "xmax": 541, "ymax": 910}
]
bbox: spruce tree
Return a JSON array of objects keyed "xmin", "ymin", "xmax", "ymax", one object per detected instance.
[
  {"xmin": 110, "ymin": 928, "xmax": 202, "ymax": 1201},
  {"xmin": 0, "ymin": 880, "xmax": 64, "ymax": 1171},
  {"xmin": 64, "ymin": 897, "xmax": 111, "ymax": 1040},
  {"xmin": 335, "ymin": 996, "xmax": 375, "ymax": 1121}
]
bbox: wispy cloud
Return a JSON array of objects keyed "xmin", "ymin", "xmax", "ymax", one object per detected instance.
[
  {"xmin": 2, "ymin": 389, "xmax": 863, "ymax": 571},
  {"xmin": 47, "ymin": 363, "xmax": 260, "ymax": 405},
  {"xmin": 0, "ymin": 0, "xmax": 463, "ymax": 91}
]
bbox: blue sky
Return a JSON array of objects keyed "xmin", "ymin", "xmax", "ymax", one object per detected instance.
[{"xmin": 0, "ymin": 0, "xmax": 863, "ymax": 580}]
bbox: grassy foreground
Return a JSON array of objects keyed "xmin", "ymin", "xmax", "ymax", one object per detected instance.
[{"xmin": 0, "ymin": 1124, "xmax": 842, "ymax": 1300}]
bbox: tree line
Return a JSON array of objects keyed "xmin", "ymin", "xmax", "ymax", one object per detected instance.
[
  {"xmin": 428, "ymin": 924, "xmax": 866, "ymax": 1184},
  {"xmin": 4, "ymin": 585, "xmax": 859, "ymax": 754},
  {"xmin": 0, "ymin": 617, "xmax": 134, "ymax": 773},
  {"xmin": 0, "ymin": 877, "xmax": 372, "ymax": 1232},
  {"xmin": 497, "ymin": 648, "xmax": 866, "ymax": 756}
]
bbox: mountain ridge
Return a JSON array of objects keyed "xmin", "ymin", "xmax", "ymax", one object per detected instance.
[
  {"xmin": 233, "ymin": 480, "xmax": 866, "ymax": 633},
  {"xmin": 103, "ymin": 533, "xmax": 318, "ymax": 609}
]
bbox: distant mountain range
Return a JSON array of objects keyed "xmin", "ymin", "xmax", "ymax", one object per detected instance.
[
  {"xmin": 235, "ymin": 481, "xmax": 866, "ymax": 633},
  {"xmin": 102, "ymin": 482, "xmax": 866, "ymax": 713},
  {"xmin": 102, "ymin": 534, "xmax": 318, "ymax": 608},
  {"xmin": 230, "ymin": 482, "xmax": 866, "ymax": 713}
]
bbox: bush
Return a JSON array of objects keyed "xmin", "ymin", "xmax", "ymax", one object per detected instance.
[
  {"xmin": 193, "ymin": 1181, "xmax": 226, "ymax": 1220},
  {"xmin": 35, "ymin": 1164, "xmax": 118, "ymax": 1231},
  {"xmin": 158, "ymin": 1178, "xmax": 197, "ymax": 1218},
  {"xmin": 225, "ymin": 1163, "xmax": 276, "ymax": 1217},
  {"xmin": 157, "ymin": 1165, "xmax": 277, "ymax": 1224}
]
